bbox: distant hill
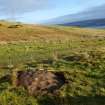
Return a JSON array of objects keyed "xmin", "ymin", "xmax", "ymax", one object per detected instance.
[{"xmin": 60, "ymin": 18, "xmax": 105, "ymax": 28}]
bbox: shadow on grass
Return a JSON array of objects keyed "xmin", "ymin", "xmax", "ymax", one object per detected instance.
[
  {"xmin": 0, "ymin": 75, "xmax": 11, "ymax": 83},
  {"xmin": 37, "ymin": 96, "xmax": 105, "ymax": 105}
]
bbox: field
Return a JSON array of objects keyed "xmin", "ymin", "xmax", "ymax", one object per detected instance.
[{"xmin": 0, "ymin": 21, "xmax": 105, "ymax": 105}]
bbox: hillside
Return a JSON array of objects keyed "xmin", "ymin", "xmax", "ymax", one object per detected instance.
[
  {"xmin": 0, "ymin": 21, "xmax": 105, "ymax": 42},
  {"xmin": 0, "ymin": 21, "xmax": 105, "ymax": 105},
  {"xmin": 0, "ymin": 22, "xmax": 71, "ymax": 42}
]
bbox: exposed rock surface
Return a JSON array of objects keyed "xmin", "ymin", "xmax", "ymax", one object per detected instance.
[{"xmin": 16, "ymin": 70, "xmax": 66, "ymax": 96}]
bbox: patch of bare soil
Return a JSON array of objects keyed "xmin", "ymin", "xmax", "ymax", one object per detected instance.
[{"xmin": 16, "ymin": 70, "xmax": 66, "ymax": 96}]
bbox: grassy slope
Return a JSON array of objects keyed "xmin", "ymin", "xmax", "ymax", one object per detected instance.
[
  {"xmin": 0, "ymin": 23, "xmax": 105, "ymax": 65},
  {"xmin": 0, "ymin": 21, "xmax": 105, "ymax": 105}
]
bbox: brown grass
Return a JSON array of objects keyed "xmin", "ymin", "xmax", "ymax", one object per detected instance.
[{"xmin": 0, "ymin": 21, "xmax": 105, "ymax": 43}]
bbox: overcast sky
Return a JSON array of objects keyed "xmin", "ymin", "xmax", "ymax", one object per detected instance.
[{"xmin": 0, "ymin": 0, "xmax": 105, "ymax": 23}]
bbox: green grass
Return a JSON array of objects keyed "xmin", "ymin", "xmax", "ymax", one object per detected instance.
[{"xmin": 0, "ymin": 22, "xmax": 105, "ymax": 105}]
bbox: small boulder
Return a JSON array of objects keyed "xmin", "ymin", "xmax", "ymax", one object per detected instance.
[{"xmin": 16, "ymin": 70, "xmax": 66, "ymax": 96}]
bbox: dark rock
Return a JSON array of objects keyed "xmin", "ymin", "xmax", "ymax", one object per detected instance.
[
  {"xmin": 63, "ymin": 55, "xmax": 82, "ymax": 61},
  {"xmin": 16, "ymin": 70, "xmax": 66, "ymax": 96},
  {"xmin": 8, "ymin": 24, "xmax": 22, "ymax": 28}
]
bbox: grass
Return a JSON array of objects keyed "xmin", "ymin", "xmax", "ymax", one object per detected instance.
[{"xmin": 0, "ymin": 21, "xmax": 105, "ymax": 104}]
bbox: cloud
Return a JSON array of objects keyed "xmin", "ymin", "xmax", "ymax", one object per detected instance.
[
  {"xmin": 0, "ymin": 0, "xmax": 51, "ymax": 16},
  {"xmin": 45, "ymin": 4, "xmax": 105, "ymax": 24}
]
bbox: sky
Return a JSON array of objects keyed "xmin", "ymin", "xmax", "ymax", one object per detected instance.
[{"xmin": 0, "ymin": 0, "xmax": 105, "ymax": 23}]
